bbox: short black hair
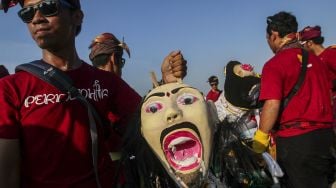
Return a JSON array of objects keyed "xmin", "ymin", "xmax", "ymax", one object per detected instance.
[
  {"xmin": 266, "ymin": 11, "xmax": 298, "ymax": 37},
  {"xmin": 208, "ymin": 75, "xmax": 219, "ymax": 84},
  {"xmin": 311, "ymin": 36, "xmax": 325, "ymax": 45},
  {"xmin": 0, "ymin": 65, "xmax": 9, "ymax": 78},
  {"xmin": 91, "ymin": 54, "xmax": 110, "ymax": 68}
]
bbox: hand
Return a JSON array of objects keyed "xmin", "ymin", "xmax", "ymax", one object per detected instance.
[
  {"xmin": 252, "ymin": 129, "xmax": 270, "ymax": 154},
  {"xmin": 161, "ymin": 50, "xmax": 187, "ymax": 84}
]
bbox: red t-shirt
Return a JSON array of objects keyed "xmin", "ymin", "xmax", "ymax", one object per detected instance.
[
  {"xmin": 259, "ymin": 48, "xmax": 333, "ymax": 137},
  {"xmin": 206, "ymin": 89, "xmax": 222, "ymax": 102},
  {"xmin": 0, "ymin": 62, "xmax": 141, "ymax": 188},
  {"xmin": 319, "ymin": 46, "xmax": 336, "ymax": 88}
]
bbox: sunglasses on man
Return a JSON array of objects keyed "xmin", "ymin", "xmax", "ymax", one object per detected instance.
[
  {"xmin": 18, "ymin": 0, "xmax": 75, "ymax": 23},
  {"xmin": 117, "ymin": 57, "xmax": 126, "ymax": 68}
]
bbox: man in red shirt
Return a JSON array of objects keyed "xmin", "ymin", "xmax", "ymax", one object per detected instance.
[
  {"xmin": 253, "ymin": 11, "xmax": 334, "ymax": 188},
  {"xmin": 299, "ymin": 26, "xmax": 336, "ymax": 87},
  {"xmin": 299, "ymin": 25, "xmax": 336, "ymax": 129},
  {"xmin": 88, "ymin": 32, "xmax": 187, "ymax": 186},
  {"xmin": 205, "ymin": 75, "xmax": 222, "ymax": 102},
  {"xmin": 0, "ymin": 0, "xmax": 186, "ymax": 188}
]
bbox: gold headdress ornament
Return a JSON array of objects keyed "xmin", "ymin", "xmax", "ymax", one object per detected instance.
[
  {"xmin": 118, "ymin": 37, "xmax": 130, "ymax": 58},
  {"xmin": 89, "ymin": 33, "xmax": 130, "ymax": 60},
  {"xmin": 150, "ymin": 71, "xmax": 160, "ymax": 88}
]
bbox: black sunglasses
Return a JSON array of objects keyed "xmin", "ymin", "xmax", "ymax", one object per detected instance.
[
  {"xmin": 18, "ymin": 0, "xmax": 74, "ymax": 23},
  {"xmin": 118, "ymin": 58, "xmax": 126, "ymax": 68}
]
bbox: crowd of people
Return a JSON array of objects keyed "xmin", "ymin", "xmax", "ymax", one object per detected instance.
[{"xmin": 0, "ymin": 0, "xmax": 335, "ymax": 188}]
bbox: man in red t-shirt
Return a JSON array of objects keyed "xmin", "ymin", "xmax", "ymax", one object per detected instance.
[
  {"xmin": 299, "ymin": 26, "xmax": 336, "ymax": 86},
  {"xmin": 205, "ymin": 75, "xmax": 222, "ymax": 102},
  {"xmin": 299, "ymin": 25, "xmax": 336, "ymax": 129},
  {"xmin": 0, "ymin": 1, "xmax": 187, "ymax": 188},
  {"xmin": 88, "ymin": 32, "xmax": 187, "ymax": 186},
  {"xmin": 252, "ymin": 11, "xmax": 334, "ymax": 188}
]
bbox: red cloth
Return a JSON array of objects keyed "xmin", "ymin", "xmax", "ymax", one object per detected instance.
[
  {"xmin": 319, "ymin": 46, "xmax": 336, "ymax": 84},
  {"xmin": 206, "ymin": 89, "xmax": 222, "ymax": 102},
  {"xmin": 319, "ymin": 46, "xmax": 336, "ymax": 128},
  {"xmin": 259, "ymin": 48, "xmax": 333, "ymax": 137},
  {"xmin": 0, "ymin": 62, "xmax": 141, "ymax": 188}
]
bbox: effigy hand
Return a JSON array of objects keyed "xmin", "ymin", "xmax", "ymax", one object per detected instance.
[{"xmin": 161, "ymin": 50, "xmax": 187, "ymax": 84}]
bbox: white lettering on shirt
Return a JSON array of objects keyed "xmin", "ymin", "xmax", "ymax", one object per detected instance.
[
  {"xmin": 23, "ymin": 80, "xmax": 109, "ymax": 108},
  {"xmin": 24, "ymin": 94, "xmax": 66, "ymax": 108}
]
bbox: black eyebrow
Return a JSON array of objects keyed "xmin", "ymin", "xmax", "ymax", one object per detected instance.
[
  {"xmin": 144, "ymin": 92, "xmax": 165, "ymax": 102},
  {"xmin": 144, "ymin": 86, "xmax": 198, "ymax": 102},
  {"xmin": 171, "ymin": 86, "xmax": 198, "ymax": 94},
  {"xmin": 171, "ymin": 87, "xmax": 184, "ymax": 94}
]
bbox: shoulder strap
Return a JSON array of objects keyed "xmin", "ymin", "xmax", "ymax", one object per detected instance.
[
  {"xmin": 15, "ymin": 60, "xmax": 78, "ymax": 96},
  {"xmin": 282, "ymin": 49, "xmax": 308, "ymax": 109},
  {"xmin": 15, "ymin": 60, "xmax": 103, "ymax": 188}
]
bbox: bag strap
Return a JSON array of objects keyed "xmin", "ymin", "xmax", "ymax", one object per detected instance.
[
  {"xmin": 282, "ymin": 49, "xmax": 308, "ymax": 109},
  {"xmin": 15, "ymin": 60, "xmax": 103, "ymax": 188}
]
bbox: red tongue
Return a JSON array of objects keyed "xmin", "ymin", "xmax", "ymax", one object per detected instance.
[{"xmin": 170, "ymin": 140, "xmax": 196, "ymax": 161}]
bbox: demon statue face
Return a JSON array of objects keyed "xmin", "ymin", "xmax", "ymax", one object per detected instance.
[
  {"xmin": 214, "ymin": 61, "xmax": 261, "ymax": 122},
  {"xmin": 141, "ymin": 82, "xmax": 215, "ymax": 187},
  {"xmin": 223, "ymin": 60, "xmax": 260, "ymax": 109}
]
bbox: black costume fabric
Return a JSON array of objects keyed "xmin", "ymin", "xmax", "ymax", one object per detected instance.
[{"xmin": 211, "ymin": 119, "xmax": 273, "ymax": 188}]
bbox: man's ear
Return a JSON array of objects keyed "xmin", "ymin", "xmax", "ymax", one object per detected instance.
[
  {"xmin": 306, "ymin": 40, "xmax": 313, "ymax": 48},
  {"xmin": 110, "ymin": 53, "xmax": 117, "ymax": 65},
  {"xmin": 269, "ymin": 30, "xmax": 279, "ymax": 42},
  {"xmin": 99, "ymin": 55, "xmax": 113, "ymax": 72},
  {"xmin": 73, "ymin": 9, "xmax": 84, "ymax": 26}
]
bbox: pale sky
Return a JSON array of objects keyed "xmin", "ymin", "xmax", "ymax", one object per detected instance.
[{"xmin": 0, "ymin": 0, "xmax": 336, "ymax": 95}]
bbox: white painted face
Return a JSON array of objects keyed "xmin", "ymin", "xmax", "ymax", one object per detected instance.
[
  {"xmin": 233, "ymin": 64, "xmax": 255, "ymax": 77},
  {"xmin": 141, "ymin": 83, "xmax": 215, "ymax": 186}
]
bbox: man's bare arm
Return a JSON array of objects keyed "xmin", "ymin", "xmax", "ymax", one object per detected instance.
[
  {"xmin": 0, "ymin": 138, "xmax": 20, "ymax": 188},
  {"xmin": 259, "ymin": 99, "xmax": 281, "ymax": 133}
]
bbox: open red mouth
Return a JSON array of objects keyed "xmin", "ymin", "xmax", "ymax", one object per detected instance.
[
  {"xmin": 163, "ymin": 130, "xmax": 202, "ymax": 171},
  {"xmin": 241, "ymin": 64, "xmax": 253, "ymax": 72}
]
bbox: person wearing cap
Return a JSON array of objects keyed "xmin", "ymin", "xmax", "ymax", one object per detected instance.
[
  {"xmin": 299, "ymin": 25, "xmax": 336, "ymax": 91},
  {"xmin": 253, "ymin": 11, "xmax": 334, "ymax": 187},
  {"xmin": 88, "ymin": 32, "xmax": 186, "ymax": 81},
  {"xmin": 0, "ymin": 0, "xmax": 186, "ymax": 188},
  {"xmin": 299, "ymin": 26, "xmax": 336, "ymax": 132},
  {"xmin": 89, "ymin": 32, "xmax": 131, "ymax": 77},
  {"xmin": 88, "ymin": 32, "xmax": 187, "ymax": 186},
  {"xmin": 88, "ymin": 32, "xmax": 130, "ymax": 186},
  {"xmin": 214, "ymin": 60, "xmax": 261, "ymax": 122},
  {"xmin": 205, "ymin": 75, "xmax": 222, "ymax": 102}
]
